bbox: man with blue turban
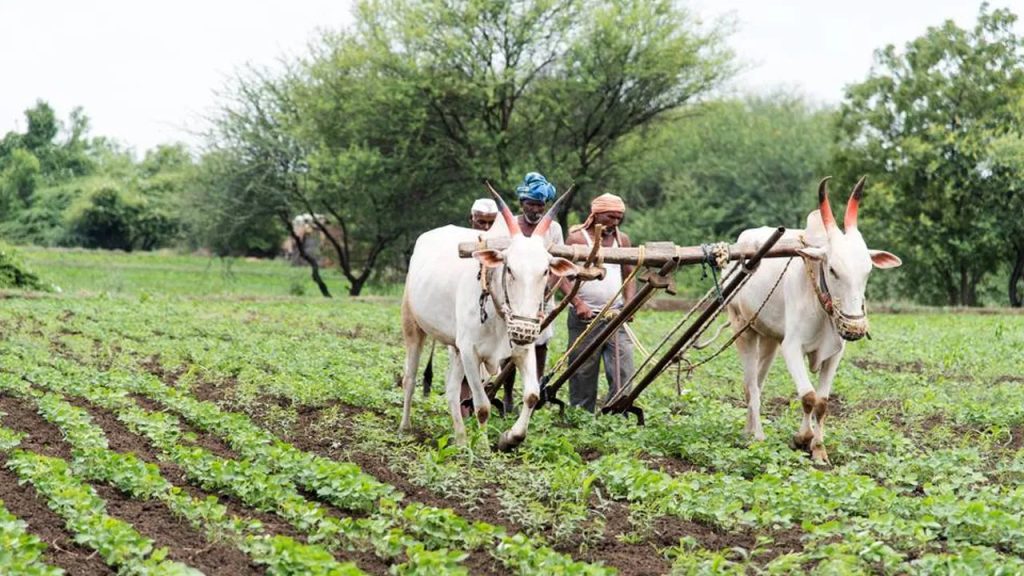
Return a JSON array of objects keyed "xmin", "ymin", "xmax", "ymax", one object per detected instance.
[{"xmin": 498, "ymin": 172, "xmax": 564, "ymax": 410}]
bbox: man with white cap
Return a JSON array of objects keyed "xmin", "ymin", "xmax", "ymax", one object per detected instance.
[
  {"xmin": 469, "ymin": 198, "xmax": 498, "ymax": 231},
  {"xmin": 563, "ymin": 193, "xmax": 636, "ymax": 413}
]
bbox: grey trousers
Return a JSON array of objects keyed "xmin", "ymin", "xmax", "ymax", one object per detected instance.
[{"xmin": 566, "ymin": 309, "xmax": 635, "ymax": 413}]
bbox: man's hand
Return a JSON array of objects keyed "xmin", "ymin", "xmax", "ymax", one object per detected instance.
[{"xmin": 574, "ymin": 300, "xmax": 594, "ymax": 321}]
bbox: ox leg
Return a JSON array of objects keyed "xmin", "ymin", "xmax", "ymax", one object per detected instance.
[
  {"xmin": 399, "ymin": 296, "xmax": 426, "ymax": 433},
  {"xmin": 735, "ymin": 329, "xmax": 766, "ymax": 441},
  {"xmin": 445, "ymin": 351, "xmax": 469, "ymax": 446},
  {"xmin": 499, "ymin": 349, "xmax": 539, "ymax": 452},
  {"xmin": 780, "ymin": 340, "xmax": 816, "ymax": 452},
  {"xmin": 459, "ymin": 347, "xmax": 492, "ymax": 429},
  {"xmin": 756, "ymin": 339, "xmax": 779, "ymax": 393},
  {"xmin": 810, "ymin": 350, "xmax": 842, "ymax": 465}
]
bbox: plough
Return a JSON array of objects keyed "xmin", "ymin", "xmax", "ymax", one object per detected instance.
[{"xmin": 455, "ymin": 226, "xmax": 790, "ymax": 423}]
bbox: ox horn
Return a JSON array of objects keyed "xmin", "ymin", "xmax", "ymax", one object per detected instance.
[
  {"xmin": 818, "ymin": 176, "xmax": 837, "ymax": 231},
  {"xmin": 533, "ymin": 183, "xmax": 574, "ymax": 238},
  {"xmin": 844, "ymin": 176, "xmax": 865, "ymax": 231},
  {"xmin": 485, "ymin": 180, "xmax": 521, "ymax": 236}
]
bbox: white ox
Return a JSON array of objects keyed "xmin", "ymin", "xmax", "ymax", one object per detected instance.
[
  {"xmin": 400, "ymin": 192, "xmax": 576, "ymax": 449},
  {"xmin": 727, "ymin": 177, "xmax": 901, "ymax": 464}
]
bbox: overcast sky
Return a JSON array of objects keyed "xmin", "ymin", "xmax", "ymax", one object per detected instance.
[{"xmin": 1, "ymin": 0, "xmax": 1018, "ymax": 155}]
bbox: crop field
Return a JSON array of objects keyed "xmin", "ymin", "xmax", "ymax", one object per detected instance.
[{"xmin": 1, "ymin": 249, "xmax": 1024, "ymax": 575}]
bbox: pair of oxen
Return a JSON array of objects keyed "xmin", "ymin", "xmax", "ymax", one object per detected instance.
[{"xmin": 400, "ymin": 178, "xmax": 900, "ymax": 463}]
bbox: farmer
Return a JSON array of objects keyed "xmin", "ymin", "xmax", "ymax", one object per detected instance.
[
  {"xmin": 499, "ymin": 172, "xmax": 564, "ymax": 408},
  {"xmin": 563, "ymin": 193, "xmax": 636, "ymax": 413},
  {"xmin": 469, "ymin": 198, "xmax": 498, "ymax": 231}
]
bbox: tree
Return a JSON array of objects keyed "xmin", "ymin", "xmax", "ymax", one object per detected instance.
[
  {"xmin": 0, "ymin": 149, "xmax": 41, "ymax": 214},
  {"xmin": 834, "ymin": 4, "xmax": 1024, "ymax": 306},
  {"xmin": 197, "ymin": 0, "xmax": 734, "ymax": 295},
  {"xmin": 349, "ymin": 0, "xmax": 734, "ymax": 226},
  {"xmin": 609, "ymin": 93, "xmax": 834, "ymax": 246}
]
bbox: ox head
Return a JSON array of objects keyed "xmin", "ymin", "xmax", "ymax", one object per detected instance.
[
  {"xmin": 796, "ymin": 177, "xmax": 902, "ymax": 341},
  {"xmin": 473, "ymin": 187, "xmax": 578, "ymax": 346}
]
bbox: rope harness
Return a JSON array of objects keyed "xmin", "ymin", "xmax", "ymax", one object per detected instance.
[
  {"xmin": 700, "ymin": 242, "xmax": 731, "ymax": 302},
  {"xmin": 803, "ymin": 258, "xmax": 869, "ymax": 341},
  {"xmin": 478, "ymin": 259, "xmax": 544, "ymax": 346}
]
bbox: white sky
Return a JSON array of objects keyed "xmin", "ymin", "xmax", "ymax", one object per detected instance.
[{"xmin": 1, "ymin": 0, "xmax": 1019, "ymax": 155}]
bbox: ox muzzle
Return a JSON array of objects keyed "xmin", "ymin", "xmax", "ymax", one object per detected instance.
[
  {"xmin": 505, "ymin": 311, "xmax": 542, "ymax": 346},
  {"xmin": 833, "ymin": 305, "xmax": 869, "ymax": 342}
]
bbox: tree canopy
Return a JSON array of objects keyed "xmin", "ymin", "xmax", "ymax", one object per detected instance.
[{"xmin": 834, "ymin": 4, "xmax": 1024, "ymax": 306}]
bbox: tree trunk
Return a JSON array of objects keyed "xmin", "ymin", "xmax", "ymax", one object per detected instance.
[
  {"xmin": 1011, "ymin": 245, "xmax": 1024, "ymax": 308},
  {"xmin": 959, "ymin": 266, "xmax": 969, "ymax": 307},
  {"xmin": 279, "ymin": 213, "xmax": 331, "ymax": 298}
]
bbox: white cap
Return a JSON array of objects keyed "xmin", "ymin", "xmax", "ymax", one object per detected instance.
[{"xmin": 471, "ymin": 198, "xmax": 498, "ymax": 214}]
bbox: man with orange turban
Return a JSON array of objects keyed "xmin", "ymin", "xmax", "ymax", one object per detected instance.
[{"xmin": 562, "ymin": 193, "xmax": 636, "ymax": 413}]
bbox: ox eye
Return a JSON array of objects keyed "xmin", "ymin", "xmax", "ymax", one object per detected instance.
[{"xmin": 829, "ymin": 267, "xmax": 838, "ymax": 278}]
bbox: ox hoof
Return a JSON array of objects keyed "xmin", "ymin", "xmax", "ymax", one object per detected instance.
[
  {"xmin": 496, "ymin": 431, "xmax": 520, "ymax": 452},
  {"xmin": 791, "ymin": 431, "xmax": 814, "ymax": 451},
  {"xmin": 810, "ymin": 444, "xmax": 831, "ymax": 467},
  {"xmin": 476, "ymin": 406, "xmax": 490, "ymax": 427}
]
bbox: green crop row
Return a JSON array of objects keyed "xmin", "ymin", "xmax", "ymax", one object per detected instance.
[
  {"xmin": 3, "ymin": 449, "xmax": 201, "ymax": 576},
  {"xmin": 20, "ymin": 335, "xmax": 617, "ymax": 575},
  {"xmin": 0, "ymin": 500, "xmax": 63, "ymax": 576},
  {"xmin": 0, "ymin": 373, "xmax": 367, "ymax": 576}
]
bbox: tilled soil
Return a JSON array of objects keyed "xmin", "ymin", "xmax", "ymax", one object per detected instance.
[{"xmin": 0, "ymin": 392, "xmax": 263, "ymax": 575}]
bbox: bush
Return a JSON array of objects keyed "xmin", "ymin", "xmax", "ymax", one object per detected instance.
[{"xmin": 0, "ymin": 243, "xmax": 50, "ymax": 291}]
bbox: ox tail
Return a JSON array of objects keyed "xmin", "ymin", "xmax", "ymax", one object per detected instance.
[{"xmin": 422, "ymin": 340, "xmax": 435, "ymax": 397}]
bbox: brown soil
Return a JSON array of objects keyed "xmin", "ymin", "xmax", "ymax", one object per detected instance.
[
  {"xmin": 641, "ymin": 454, "xmax": 703, "ymax": 476},
  {"xmin": 153, "ymin": 359, "xmax": 804, "ymax": 575},
  {"xmin": 851, "ymin": 358, "xmax": 926, "ymax": 374},
  {"xmin": 66, "ymin": 395, "xmax": 306, "ymax": 543},
  {"xmin": 1005, "ymin": 426, "xmax": 1024, "ymax": 453},
  {"xmin": 190, "ymin": 381, "xmax": 784, "ymax": 576},
  {"xmin": 0, "ymin": 393, "xmax": 73, "ymax": 461},
  {"xmin": 994, "ymin": 374, "xmax": 1024, "ymax": 385},
  {"xmin": 0, "ymin": 392, "xmax": 264, "ymax": 574},
  {"xmin": 93, "ymin": 484, "xmax": 262, "ymax": 575}
]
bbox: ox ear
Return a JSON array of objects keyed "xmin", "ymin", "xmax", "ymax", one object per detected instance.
[
  {"xmin": 869, "ymin": 250, "xmax": 902, "ymax": 269},
  {"xmin": 473, "ymin": 249, "xmax": 504, "ymax": 268},
  {"xmin": 548, "ymin": 257, "xmax": 578, "ymax": 277},
  {"xmin": 796, "ymin": 246, "xmax": 827, "ymax": 261}
]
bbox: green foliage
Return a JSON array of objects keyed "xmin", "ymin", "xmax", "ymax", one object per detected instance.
[
  {"xmin": 616, "ymin": 93, "xmax": 833, "ymax": 246},
  {"xmin": 0, "ymin": 148, "xmax": 41, "ymax": 214},
  {"xmin": 833, "ymin": 4, "xmax": 1024, "ymax": 306},
  {"xmin": 192, "ymin": 0, "xmax": 735, "ymax": 294},
  {"xmin": 64, "ymin": 185, "xmax": 138, "ymax": 250},
  {"xmin": 0, "ymin": 242, "xmax": 50, "ymax": 291}
]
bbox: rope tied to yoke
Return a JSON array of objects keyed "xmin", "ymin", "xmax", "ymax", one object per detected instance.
[
  {"xmin": 676, "ymin": 256, "xmax": 795, "ymax": 382},
  {"xmin": 700, "ymin": 242, "xmax": 731, "ymax": 302}
]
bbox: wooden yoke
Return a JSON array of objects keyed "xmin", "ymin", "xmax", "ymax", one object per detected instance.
[{"xmin": 458, "ymin": 238, "xmax": 805, "ymax": 267}]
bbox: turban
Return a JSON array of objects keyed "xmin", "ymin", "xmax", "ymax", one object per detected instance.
[
  {"xmin": 515, "ymin": 172, "xmax": 556, "ymax": 203},
  {"xmin": 590, "ymin": 193, "xmax": 625, "ymax": 215},
  {"xmin": 471, "ymin": 198, "xmax": 498, "ymax": 214},
  {"xmin": 571, "ymin": 193, "xmax": 627, "ymax": 237}
]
